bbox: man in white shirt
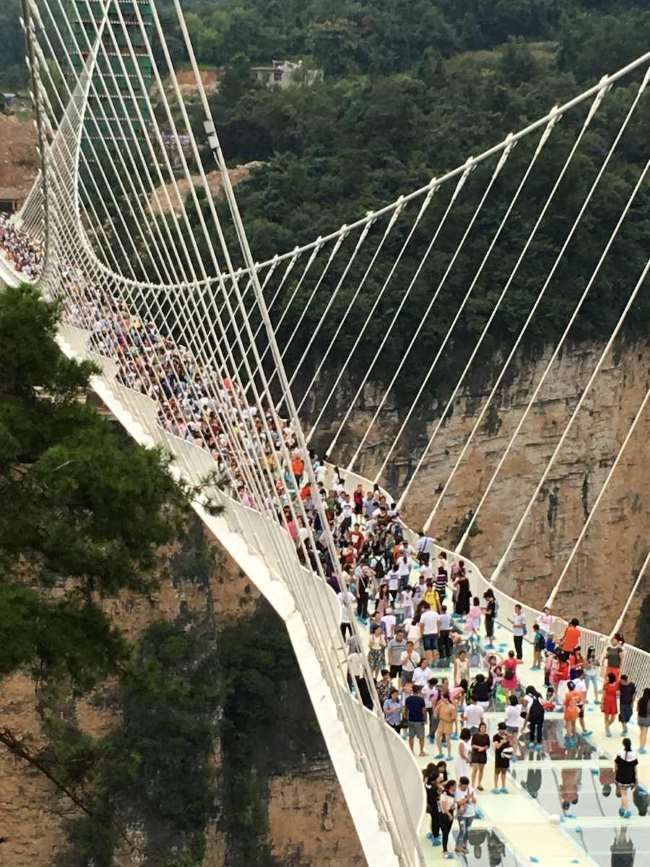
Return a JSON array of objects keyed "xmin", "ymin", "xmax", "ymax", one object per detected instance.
[
  {"xmin": 536, "ymin": 606, "xmax": 554, "ymax": 638},
  {"xmin": 454, "ymin": 777, "xmax": 477, "ymax": 854},
  {"xmin": 463, "ymin": 697, "xmax": 485, "ymax": 734},
  {"xmin": 400, "ymin": 642, "xmax": 421, "ymax": 684},
  {"xmin": 420, "ymin": 603, "xmax": 439, "ymax": 664},
  {"xmin": 417, "ymin": 531, "xmax": 435, "ymax": 566},
  {"xmin": 381, "ymin": 608, "xmax": 397, "ymax": 639},
  {"xmin": 412, "ymin": 657, "xmax": 431, "ymax": 689}
]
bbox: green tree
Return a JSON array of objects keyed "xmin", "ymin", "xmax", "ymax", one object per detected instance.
[{"xmin": 0, "ymin": 284, "xmax": 190, "ymax": 689}]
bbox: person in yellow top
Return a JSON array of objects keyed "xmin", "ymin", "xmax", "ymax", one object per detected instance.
[{"xmin": 424, "ymin": 580, "xmax": 441, "ymax": 612}]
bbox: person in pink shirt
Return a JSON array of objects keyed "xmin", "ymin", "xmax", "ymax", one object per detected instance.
[{"xmin": 501, "ymin": 651, "xmax": 522, "ymax": 693}]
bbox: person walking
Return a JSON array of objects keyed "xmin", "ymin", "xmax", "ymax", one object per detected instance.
[
  {"xmin": 420, "ymin": 602, "xmax": 440, "ymax": 665},
  {"xmin": 367, "ymin": 625, "xmax": 386, "ymax": 678},
  {"xmin": 604, "ymin": 633, "xmax": 625, "ymax": 680},
  {"xmin": 603, "ymin": 672, "xmax": 620, "ymax": 737},
  {"xmin": 405, "ymin": 684, "xmax": 427, "ymax": 757},
  {"xmin": 531, "ymin": 623, "xmax": 545, "ymax": 670},
  {"xmin": 387, "ymin": 628, "xmax": 407, "ymax": 681},
  {"xmin": 470, "ymin": 721, "xmax": 490, "ymax": 791},
  {"xmin": 619, "ymin": 675, "xmax": 636, "ymax": 735},
  {"xmin": 614, "ymin": 737, "xmax": 638, "ymax": 819},
  {"xmin": 400, "ymin": 641, "xmax": 421, "ymax": 685},
  {"xmin": 454, "ymin": 565, "xmax": 471, "ymax": 617},
  {"xmin": 453, "ymin": 650, "xmax": 470, "ymax": 688},
  {"xmin": 637, "ymin": 688, "xmax": 650, "ymax": 754},
  {"xmin": 483, "ymin": 589, "xmax": 497, "ymax": 648}
]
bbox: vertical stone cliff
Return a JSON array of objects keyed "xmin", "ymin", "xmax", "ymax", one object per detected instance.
[{"xmin": 315, "ymin": 339, "xmax": 650, "ymax": 640}]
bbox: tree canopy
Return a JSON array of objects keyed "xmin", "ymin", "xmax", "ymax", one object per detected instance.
[{"xmin": 0, "ymin": 284, "xmax": 190, "ymax": 690}]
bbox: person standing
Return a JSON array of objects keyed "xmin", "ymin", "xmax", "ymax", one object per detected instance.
[
  {"xmin": 603, "ymin": 633, "xmax": 625, "ymax": 680},
  {"xmin": 614, "ymin": 737, "xmax": 638, "ymax": 818},
  {"xmin": 561, "ymin": 618, "xmax": 581, "ymax": 654},
  {"xmin": 417, "ymin": 530, "xmax": 435, "ymax": 567},
  {"xmin": 435, "ymin": 693, "xmax": 456, "ymax": 760},
  {"xmin": 454, "ymin": 776, "xmax": 477, "ymax": 855},
  {"xmin": 470, "ymin": 721, "xmax": 490, "ymax": 791},
  {"xmin": 509, "ymin": 604, "xmax": 526, "ymax": 660},
  {"xmin": 387, "ymin": 629, "xmax": 407, "ymax": 681},
  {"xmin": 455, "ymin": 727, "xmax": 472, "ymax": 780},
  {"xmin": 492, "ymin": 722, "xmax": 513, "ymax": 793},
  {"xmin": 637, "ymin": 688, "xmax": 650, "ymax": 754},
  {"xmin": 438, "ymin": 605, "xmax": 452, "ymax": 661},
  {"xmin": 463, "ymin": 696, "xmax": 485, "ymax": 735},
  {"xmin": 400, "ymin": 641, "xmax": 421, "ymax": 685},
  {"xmin": 532, "ymin": 623, "xmax": 545, "ymax": 670},
  {"xmin": 406, "ymin": 684, "xmax": 428, "ymax": 757},
  {"xmin": 619, "ymin": 675, "xmax": 637, "ymax": 735},
  {"xmin": 420, "ymin": 602, "xmax": 439, "ymax": 664},
  {"xmin": 526, "ymin": 688, "xmax": 545, "ymax": 750},
  {"xmin": 454, "ymin": 565, "xmax": 471, "ymax": 617},
  {"xmin": 483, "ymin": 590, "xmax": 497, "ymax": 648},
  {"xmin": 563, "ymin": 681, "xmax": 581, "ymax": 741},
  {"xmin": 584, "ymin": 646, "xmax": 600, "ymax": 705},
  {"xmin": 439, "ymin": 780, "xmax": 457, "ymax": 859},
  {"xmin": 603, "ymin": 672, "xmax": 620, "ymax": 737},
  {"xmin": 337, "ymin": 585, "xmax": 356, "ymax": 639},
  {"xmin": 383, "ymin": 688, "xmax": 402, "ymax": 734},
  {"xmin": 423, "ymin": 763, "xmax": 442, "ymax": 846},
  {"xmin": 536, "ymin": 606, "xmax": 553, "ymax": 639}
]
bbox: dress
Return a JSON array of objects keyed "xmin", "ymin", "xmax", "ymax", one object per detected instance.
[
  {"xmin": 367, "ymin": 634, "xmax": 386, "ymax": 671},
  {"xmin": 455, "ymin": 576, "xmax": 471, "ymax": 616},
  {"xmin": 501, "ymin": 661, "xmax": 519, "ymax": 691},
  {"xmin": 470, "ymin": 732, "xmax": 490, "ymax": 764},
  {"xmin": 603, "ymin": 681, "xmax": 619, "ymax": 715},
  {"xmin": 564, "ymin": 690, "xmax": 581, "ymax": 722},
  {"xmin": 454, "ymin": 739, "xmax": 472, "ymax": 779}
]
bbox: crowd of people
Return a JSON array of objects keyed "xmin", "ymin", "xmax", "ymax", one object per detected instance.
[
  {"xmin": 2, "ymin": 219, "xmax": 648, "ymax": 858},
  {"xmin": 0, "ymin": 214, "xmax": 43, "ymax": 279}
]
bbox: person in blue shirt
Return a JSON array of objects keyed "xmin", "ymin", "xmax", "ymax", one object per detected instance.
[{"xmin": 383, "ymin": 688, "xmax": 403, "ymax": 734}]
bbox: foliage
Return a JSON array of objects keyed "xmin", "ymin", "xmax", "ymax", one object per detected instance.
[
  {"xmin": 218, "ymin": 601, "xmax": 326, "ymax": 866},
  {"xmin": 149, "ymin": 0, "xmax": 650, "ymax": 414},
  {"xmin": 0, "ymin": 0, "xmax": 28, "ymax": 90},
  {"xmin": 0, "ymin": 284, "xmax": 190, "ymax": 690},
  {"xmin": 52, "ymin": 618, "xmax": 221, "ymax": 867}
]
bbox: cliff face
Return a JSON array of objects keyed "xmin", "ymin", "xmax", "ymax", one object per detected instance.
[
  {"xmin": 315, "ymin": 338, "xmax": 650, "ymax": 640},
  {"xmin": 0, "ymin": 528, "xmax": 363, "ymax": 867}
]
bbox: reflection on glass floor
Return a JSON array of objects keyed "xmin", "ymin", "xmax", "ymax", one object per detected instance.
[
  {"xmin": 566, "ymin": 826, "xmax": 650, "ymax": 866},
  {"xmin": 481, "ymin": 717, "xmax": 608, "ymax": 761},
  {"xmin": 510, "ymin": 765, "xmax": 650, "ymax": 819},
  {"xmin": 451, "ymin": 828, "xmax": 524, "ymax": 866}
]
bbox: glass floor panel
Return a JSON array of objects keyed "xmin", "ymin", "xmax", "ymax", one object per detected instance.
[
  {"xmin": 477, "ymin": 718, "xmax": 608, "ymax": 761},
  {"xmin": 564, "ymin": 826, "xmax": 650, "ymax": 866},
  {"xmin": 510, "ymin": 766, "xmax": 650, "ymax": 819},
  {"xmin": 449, "ymin": 828, "xmax": 525, "ymax": 866}
]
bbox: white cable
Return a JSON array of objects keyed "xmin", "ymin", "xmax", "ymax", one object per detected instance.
[
  {"xmin": 449, "ymin": 71, "xmax": 650, "ymax": 550},
  {"xmin": 400, "ymin": 83, "xmax": 610, "ymax": 527},
  {"xmin": 492, "ymin": 253, "xmax": 650, "ymax": 586},
  {"xmin": 547, "ymin": 382, "xmax": 650, "ymax": 607},
  {"xmin": 609, "ymin": 549, "xmax": 650, "ymax": 638},
  {"xmin": 368, "ymin": 138, "xmax": 516, "ymax": 482},
  {"xmin": 296, "ymin": 203, "xmax": 405, "ymax": 416}
]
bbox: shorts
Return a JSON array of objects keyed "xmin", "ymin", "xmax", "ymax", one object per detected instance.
[
  {"xmin": 620, "ymin": 704, "xmax": 633, "ymax": 724},
  {"xmin": 401, "ymin": 670, "xmax": 414, "ymax": 684},
  {"xmin": 438, "ymin": 720, "xmax": 454, "ymax": 736},
  {"xmin": 389, "ymin": 665, "xmax": 402, "ymax": 678},
  {"xmin": 423, "ymin": 634, "xmax": 438, "ymax": 651},
  {"xmin": 639, "ymin": 716, "xmax": 650, "ymax": 728},
  {"xmin": 506, "ymin": 726, "xmax": 519, "ymax": 734},
  {"xmin": 408, "ymin": 721, "xmax": 425, "ymax": 739}
]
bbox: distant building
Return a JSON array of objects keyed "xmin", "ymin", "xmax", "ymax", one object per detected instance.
[{"xmin": 251, "ymin": 60, "xmax": 322, "ymax": 90}]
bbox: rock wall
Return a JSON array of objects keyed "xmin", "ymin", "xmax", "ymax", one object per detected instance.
[
  {"xmin": 0, "ymin": 528, "xmax": 364, "ymax": 866},
  {"xmin": 315, "ymin": 338, "xmax": 650, "ymax": 640}
]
